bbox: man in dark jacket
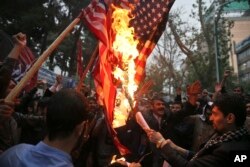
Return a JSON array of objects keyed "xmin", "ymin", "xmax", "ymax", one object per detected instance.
[
  {"xmin": 0, "ymin": 32, "xmax": 26, "ymax": 98},
  {"xmin": 139, "ymin": 94, "xmax": 198, "ymax": 167},
  {"xmin": 117, "ymin": 81, "xmax": 201, "ymax": 167},
  {"xmin": 148, "ymin": 93, "xmax": 250, "ymax": 167}
]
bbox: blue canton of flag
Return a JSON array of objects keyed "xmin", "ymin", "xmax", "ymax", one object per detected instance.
[{"xmin": 130, "ymin": 0, "xmax": 174, "ymax": 41}]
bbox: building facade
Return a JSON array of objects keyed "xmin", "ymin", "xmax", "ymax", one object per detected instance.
[
  {"xmin": 236, "ymin": 36, "xmax": 250, "ymax": 82},
  {"xmin": 204, "ymin": 0, "xmax": 250, "ymax": 78}
]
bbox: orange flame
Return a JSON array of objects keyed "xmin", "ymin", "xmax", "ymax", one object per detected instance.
[{"xmin": 111, "ymin": 5, "xmax": 139, "ymax": 128}]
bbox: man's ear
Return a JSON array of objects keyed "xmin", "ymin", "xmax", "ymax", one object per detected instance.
[{"xmin": 226, "ymin": 113, "xmax": 235, "ymax": 124}]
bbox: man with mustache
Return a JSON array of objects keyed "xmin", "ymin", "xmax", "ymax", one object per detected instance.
[
  {"xmin": 129, "ymin": 81, "xmax": 201, "ymax": 167},
  {"xmin": 148, "ymin": 93, "xmax": 250, "ymax": 167}
]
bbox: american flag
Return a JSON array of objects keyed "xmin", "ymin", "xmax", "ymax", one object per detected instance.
[
  {"xmin": 91, "ymin": 56, "xmax": 104, "ymax": 105},
  {"xmin": 125, "ymin": 0, "xmax": 175, "ymax": 83},
  {"xmin": 80, "ymin": 0, "xmax": 131, "ymax": 155},
  {"xmin": 12, "ymin": 46, "xmax": 37, "ymax": 92},
  {"xmin": 0, "ymin": 31, "xmax": 37, "ymax": 93},
  {"xmin": 80, "ymin": 0, "xmax": 175, "ymax": 154},
  {"xmin": 80, "ymin": 0, "xmax": 109, "ymax": 46}
]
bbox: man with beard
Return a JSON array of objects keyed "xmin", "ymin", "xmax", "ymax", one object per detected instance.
[
  {"xmin": 0, "ymin": 89, "xmax": 89, "ymax": 167},
  {"xmin": 148, "ymin": 93, "xmax": 250, "ymax": 167},
  {"xmin": 125, "ymin": 81, "xmax": 201, "ymax": 167}
]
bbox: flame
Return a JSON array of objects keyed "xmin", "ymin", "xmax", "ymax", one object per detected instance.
[
  {"xmin": 113, "ymin": 91, "xmax": 131, "ymax": 128},
  {"xmin": 111, "ymin": 5, "xmax": 139, "ymax": 128}
]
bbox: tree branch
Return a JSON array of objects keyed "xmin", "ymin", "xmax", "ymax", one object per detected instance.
[{"xmin": 168, "ymin": 18, "xmax": 203, "ymax": 80}]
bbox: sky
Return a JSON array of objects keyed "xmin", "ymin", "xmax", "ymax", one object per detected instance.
[
  {"xmin": 171, "ymin": 0, "xmax": 212, "ymax": 23},
  {"xmin": 172, "ymin": 0, "xmax": 198, "ymax": 12},
  {"xmin": 148, "ymin": 0, "xmax": 213, "ymax": 69},
  {"xmin": 172, "ymin": 0, "xmax": 212, "ymax": 11}
]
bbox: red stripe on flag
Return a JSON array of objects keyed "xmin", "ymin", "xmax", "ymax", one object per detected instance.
[
  {"xmin": 134, "ymin": 41, "xmax": 156, "ymax": 84},
  {"xmin": 19, "ymin": 46, "xmax": 34, "ymax": 65},
  {"xmin": 98, "ymin": 41, "xmax": 130, "ymax": 155},
  {"xmin": 80, "ymin": 0, "xmax": 108, "ymax": 45},
  {"xmin": 77, "ymin": 39, "xmax": 83, "ymax": 78},
  {"xmin": 84, "ymin": 1, "xmax": 130, "ymax": 154},
  {"xmin": 19, "ymin": 47, "xmax": 37, "ymax": 92}
]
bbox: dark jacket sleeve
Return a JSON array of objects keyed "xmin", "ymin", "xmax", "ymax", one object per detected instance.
[
  {"xmin": 12, "ymin": 112, "xmax": 45, "ymax": 127},
  {"xmin": 0, "ymin": 57, "xmax": 17, "ymax": 98},
  {"xmin": 160, "ymin": 143, "xmax": 230, "ymax": 167},
  {"xmin": 160, "ymin": 144, "xmax": 189, "ymax": 167}
]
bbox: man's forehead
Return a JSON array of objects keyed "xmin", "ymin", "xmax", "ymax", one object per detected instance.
[
  {"xmin": 153, "ymin": 99, "xmax": 164, "ymax": 104},
  {"xmin": 212, "ymin": 106, "xmax": 222, "ymax": 113}
]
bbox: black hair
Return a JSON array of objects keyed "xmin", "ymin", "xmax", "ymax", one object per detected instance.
[
  {"xmin": 172, "ymin": 100, "xmax": 183, "ymax": 107},
  {"xmin": 46, "ymin": 89, "xmax": 89, "ymax": 141},
  {"xmin": 213, "ymin": 93, "xmax": 246, "ymax": 127},
  {"xmin": 151, "ymin": 95, "xmax": 165, "ymax": 104}
]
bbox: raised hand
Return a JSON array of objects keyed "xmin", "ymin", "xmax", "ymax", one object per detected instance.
[
  {"xmin": 186, "ymin": 80, "xmax": 201, "ymax": 96},
  {"xmin": 13, "ymin": 32, "xmax": 27, "ymax": 48},
  {"xmin": 8, "ymin": 32, "xmax": 27, "ymax": 60},
  {"xmin": 214, "ymin": 82, "xmax": 222, "ymax": 93},
  {"xmin": 186, "ymin": 80, "xmax": 202, "ymax": 106},
  {"xmin": 55, "ymin": 75, "xmax": 63, "ymax": 85}
]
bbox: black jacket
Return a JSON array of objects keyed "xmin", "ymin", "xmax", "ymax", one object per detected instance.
[
  {"xmin": 140, "ymin": 102, "xmax": 197, "ymax": 167},
  {"xmin": 160, "ymin": 133, "xmax": 250, "ymax": 167},
  {"xmin": 0, "ymin": 57, "xmax": 17, "ymax": 98},
  {"xmin": 142, "ymin": 102, "xmax": 196, "ymax": 140},
  {"xmin": 117, "ymin": 102, "xmax": 197, "ymax": 167}
]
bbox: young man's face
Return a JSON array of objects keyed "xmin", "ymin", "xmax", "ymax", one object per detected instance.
[
  {"xmin": 209, "ymin": 106, "xmax": 229, "ymax": 133},
  {"xmin": 152, "ymin": 100, "xmax": 166, "ymax": 117},
  {"xmin": 202, "ymin": 91, "xmax": 208, "ymax": 97},
  {"xmin": 171, "ymin": 103, "xmax": 182, "ymax": 113}
]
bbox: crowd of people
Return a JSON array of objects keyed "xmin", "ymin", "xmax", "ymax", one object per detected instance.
[{"xmin": 0, "ymin": 33, "xmax": 249, "ymax": 167}]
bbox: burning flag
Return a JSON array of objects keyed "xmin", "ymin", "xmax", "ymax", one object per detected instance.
[{"xmin": 79, "ymin": 0, "xmax": 175, "ymax": 154}]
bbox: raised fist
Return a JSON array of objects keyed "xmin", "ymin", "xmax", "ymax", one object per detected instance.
[
  {"xmin": 186, "ymin": 80, "xmax": 202, "ymax": 96},
  {"xmin": 13, "ymin": 32, "xmax": 27, "ymax": 47}
]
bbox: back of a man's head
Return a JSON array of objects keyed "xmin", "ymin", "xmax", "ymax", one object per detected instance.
[
  {"xmin": 46, "ymin": 89, "xmax": 89, "ymax": 141},
  {"xmin": 213, "ymin": 93, "xmax": 246, "ymax": 127}
]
